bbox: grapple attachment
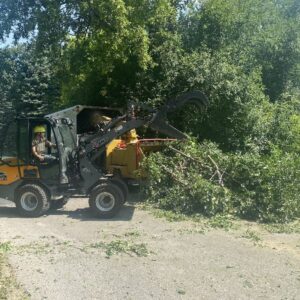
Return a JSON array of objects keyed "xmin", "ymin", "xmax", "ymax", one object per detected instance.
[{"xmin": 148, "ymin": 91, "xmax": 208, "ymax": 139}]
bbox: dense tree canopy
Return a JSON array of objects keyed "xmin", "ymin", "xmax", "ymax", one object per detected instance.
[
  {"xmin": 1, "ymin": 0, "xmax": 299, "ymax": 104},
  {"xmin": 0, "ymin": 46, "xmax": 60, "ymax": 117}
]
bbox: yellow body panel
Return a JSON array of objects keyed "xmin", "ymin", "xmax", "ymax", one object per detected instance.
[
  {"xmin": 106, "ymin": 138, "xmax": 170, "ymax": 180},
  {"xmin": 0, "ymin": 157, "xmax": 39, "ymax": 185},
  {"xmin": 106, "ymin": 139, "xmax": 142, "ymax": 179}
]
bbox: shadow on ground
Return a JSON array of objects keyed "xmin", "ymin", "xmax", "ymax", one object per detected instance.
[
  {"xmin": 0, "ymin": 198, "xmax": 140, "ymax": 222},
  {"xmin": 51, "ymin": 202, "xmax": 136, "ymax": 222}
]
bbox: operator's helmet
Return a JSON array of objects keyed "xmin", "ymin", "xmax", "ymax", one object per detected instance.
[{"xmin": 33, "ymin": 125, "xmax": 46, "ymax": 134}]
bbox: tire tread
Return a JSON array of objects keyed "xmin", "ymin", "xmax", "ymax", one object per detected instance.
[
  {"xmin": 89, "ymin": 182, "xmax": 123, "ymax": 218},
  {"xmin": 15, "ymin": 184, "xmax": 50, "ymax": 217}
]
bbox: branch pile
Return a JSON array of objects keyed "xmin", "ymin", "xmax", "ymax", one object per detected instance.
[{"xmin": 142, "ymin": 140, "xmax": 300, "ymax": 222}]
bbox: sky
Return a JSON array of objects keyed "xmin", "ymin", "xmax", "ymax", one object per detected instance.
[
  {"xmin": 0, "ymin": 33, "xmax": 13, "ymax": 48},
  {"xmin": 0, "ymin": 34, "xmax": 27, "ymax": 48}
]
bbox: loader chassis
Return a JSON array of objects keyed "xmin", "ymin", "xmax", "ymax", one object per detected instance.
[{"xmin": 0, "ymin": 91, "xmax": 208, "ymax": 218}]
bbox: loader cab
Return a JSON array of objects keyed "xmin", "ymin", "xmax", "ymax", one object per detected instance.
[{"xmin": 0, "ymin": 118, "xmax": 61, "ymax": 185}]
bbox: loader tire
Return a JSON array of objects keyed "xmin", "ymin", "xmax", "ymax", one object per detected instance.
[
  {"xmin": 15, "ymin": 184, "xmax": 50, "ymax": 218},
  {"xmin": 111, "ymin": 178, "xmax": 129, "ymax": 203},
  {"xmin": 89, "ymin": 182, "xmax": 123, "ymax": 218}
]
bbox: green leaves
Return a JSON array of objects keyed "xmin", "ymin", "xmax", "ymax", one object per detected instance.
[
  {"xmin": 0, "ymin": 46, "xmax": 60, "ymax": 127},
  {"xmin": 182, "ymin": 0, "xmax": 300, "ymax": 102},
  {"xmin": 143, "ymin": 140, "xmax": 300, "ymax": 222}
]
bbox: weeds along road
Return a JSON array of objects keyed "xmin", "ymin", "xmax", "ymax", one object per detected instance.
[{"xmin": 0, "ymin": 197, "xmax": 299, "ymax": 300}]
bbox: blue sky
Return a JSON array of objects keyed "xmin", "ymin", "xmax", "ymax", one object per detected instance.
[
  {"xmin": 0, "ymin": 34, "xmax": 28, "ymax": 48},
  {"xmin": 0, "ymin": 34, "xmax": 14, "ymax": 48}
]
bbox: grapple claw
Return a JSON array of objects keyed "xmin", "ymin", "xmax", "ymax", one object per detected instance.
[{"xmin": 148, "ymin": 91, "xmax": 208, "ymax": 139}]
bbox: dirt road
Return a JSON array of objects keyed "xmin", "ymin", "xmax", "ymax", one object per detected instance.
[{"xmin": 0, "ymin": 197, "xmax": 299, "ymax": 300}]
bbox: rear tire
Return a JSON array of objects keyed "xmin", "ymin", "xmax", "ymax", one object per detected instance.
[
  {"xmin": 15, "ymin": 184, "xmax": 50, "ymax": 217},
  {"xmin": 89, "ymin": 182, "xmax": 123, "ymax": 218}
]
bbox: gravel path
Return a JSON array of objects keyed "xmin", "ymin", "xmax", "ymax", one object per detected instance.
[{"xmin": 0, "ymin": 197, "xmax": 299, "ymax": 300}]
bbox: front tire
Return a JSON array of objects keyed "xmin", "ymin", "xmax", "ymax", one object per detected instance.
[
  {"xmin": 111, "ymin": 178, "xmax": 129, "ymax": 203},
  {"xmin": 15, "ymin": 184, "xmax": 50, "ymax": 217},
  {"xmin": 89, "ymin": 182, "xmax": 123, "ymax": 218}
]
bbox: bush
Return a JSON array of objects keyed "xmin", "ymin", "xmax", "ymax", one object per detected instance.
[
  {"xmin": 226, "ymin": 148, "xmax": 300, "ymax": 222},
  {"xmin": 142, "ymin": 140, "xmax": 300, "ymax": 222}
]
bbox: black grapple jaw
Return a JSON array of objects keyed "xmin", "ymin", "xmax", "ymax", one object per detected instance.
[{"xmin": 148, "ymin": 91, "xmax": 208, "ymax": 139}]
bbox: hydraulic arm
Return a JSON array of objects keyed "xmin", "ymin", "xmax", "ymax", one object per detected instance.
[
  {"xmin": 81, "ymin": 90, "xmax": 208, "ymax": 163},
  {"xmin": 76, "ymin": 90, "xmax": 208, "ymax": 191}
]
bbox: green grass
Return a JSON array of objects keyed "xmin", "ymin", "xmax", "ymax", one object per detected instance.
[
  {"xmin": 0, "ymin": 253, "xmax": 10, "ymax": 299},
  {"xmin": 124, "ymin": 231, "xmax": 141, "ymax": 238},
  {"xmin": 16, "ymin": 242, "xmax": 53, "ymax": 255},
  {"xmin": 0, "ymin": 242, "xmax": 12, "ymax": 253},
  {"xmin": 178, "ymin": 228, "xmax": 206, "ymax": 235},
  {"xmin": 151, "ymin": 209, "xmax": 188, "ymax": 222},
  {"xmin": 140, "ymin": 204, "xmax": 241, "ymax": 232},
  {"xmin": 0, "ymin": 250, "xmax": 27, "ymax": 299},
  {"xmin": 177, "ymin": 289, "xmax": 186, "ymax": 295},
  {"xmin": 141, "ymin": 203, "xmax": 300, "ymax": 236},
  {"xmin": 241, "ymin": 230, "xmax": 262, "ymax": 245},
  {"xmin": 90, "ymin": 240, "xmax": 149, "ymax": 258},
  {"xmin": 206, "ymin": 215, "xmax": 238, "ymax": 231},
  {"xmin": 263, "ymin": 220, "xmax": 300, "ymax": 234}
]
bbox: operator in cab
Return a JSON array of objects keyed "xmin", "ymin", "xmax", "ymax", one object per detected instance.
[{"xmin": 32, "ymin": 125, "xmax": 57, "ymax": 163}]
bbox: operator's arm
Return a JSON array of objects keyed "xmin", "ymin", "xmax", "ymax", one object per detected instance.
[{"xmin": 45, "ymin": 140, "xmax": 56, "ymax": 148}]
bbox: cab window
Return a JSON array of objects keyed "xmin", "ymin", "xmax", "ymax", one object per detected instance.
[{"xmin": 0, "ymin": 122, "xmax": 18, "ymax": 166}]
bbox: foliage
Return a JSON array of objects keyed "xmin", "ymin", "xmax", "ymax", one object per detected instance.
[
  {"xmin": 90, "ymin": 240, "xmax": 149, "ymax": 257},
  {"xmin": 142, "ymin": 140, "xmax": 300, "ymax": 222},
  {"xmin": 0, "ymin": 0, "xmax": 179, "ymax": 107},
  {"xmin": 268, "ymin": 99, "xmax": 300, "ymax": 153},
  {"xmin": 181, "ymin": 0, "xmax": 300, "ymax": 102},
  {"xmin": 142, "ymin": 140, "xmax": 233, "ymax": 216},
  {"xmin": 12, "ymin": 50, "xmax": 60, "ymax": 117},
  {"xmin": 0, "ymin": 49, "xmax": 17, "ymax": 140},
  {"xmin": 207, "ymin": 215, "xmax": 236, "ymax": 231},
  {"xmin": 0, "ymin": 46, "xmax": 59, "ymax": 126},
  {"xmin": 0, "ymin": 243, "xmax": 27, "ymax": 299},
  {"xmin": 263, "ymin": 220, "xmax": 300, "ymax": 234},
  {"xmin": 58, "ymin": 0, "xmax": 178, "ymax": 107},
  {"xmin": 241, "ymin": 230, "xmax": 262, "ymax": 246},
  {"xmin": 0, "ymin": 242, "xmax": 12, "ymax": 253},
  {"xmin": 227, "ymin": 148, "xmax": 300, "ymax": 222}
]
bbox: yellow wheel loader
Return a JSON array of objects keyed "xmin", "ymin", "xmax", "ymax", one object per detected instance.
[{"xmin": 0, "ymin": 91, "xmax": 207, "ymax": 218}]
